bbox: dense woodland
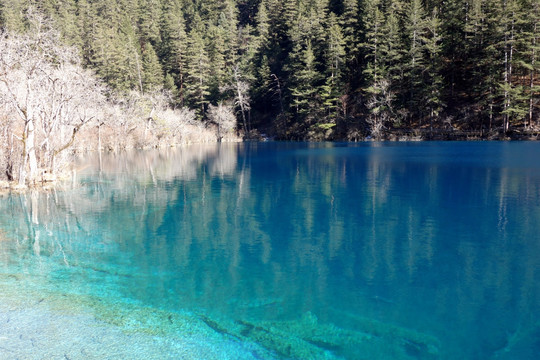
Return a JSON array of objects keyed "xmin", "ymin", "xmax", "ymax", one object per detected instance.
[
  {"xmin": 1, "ymin": 0, "xmax": 539, "ymax": 137},
  {"xmin": 0, "ymin": 0, "xmax": 539, "ymax": 184}
]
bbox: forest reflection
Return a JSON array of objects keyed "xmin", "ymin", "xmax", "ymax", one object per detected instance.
[{"xmin": 0, "ymin": 142, "xmax": 539, "ymax": 358}]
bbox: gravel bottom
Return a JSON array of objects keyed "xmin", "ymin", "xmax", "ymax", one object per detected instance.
[{"xmin": 0, "ymin": 294, "xmax": 273, "ymax": 360}]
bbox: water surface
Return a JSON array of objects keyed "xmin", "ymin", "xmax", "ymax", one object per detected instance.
[{"xmin": 1, "ymin": 142, "xmax": 539, "ymax": 359}]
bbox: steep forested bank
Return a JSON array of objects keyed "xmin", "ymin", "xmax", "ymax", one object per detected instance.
[
  {"xmin": 2, "ymin": 0, "xmax": 536, "ymax": 139},
  {"xmin": 1, "ymin": 0, "xmax": 539, "ymax": 144}
]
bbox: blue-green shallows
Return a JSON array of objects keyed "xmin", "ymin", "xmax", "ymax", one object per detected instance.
[{"xmin": 1, "ymin": 142, "xmax": 539, "ymax": 359}]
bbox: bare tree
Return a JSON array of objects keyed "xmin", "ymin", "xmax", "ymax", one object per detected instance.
[
  {"xmin": 38, "ymin": 61, "xmax": 105, "ymax": 174},
  {"xmin": 0, "ymin": 32, "xmax": 43, "ymax": 185},
  {"xmin": 366, "ymin": 79, "xmax": 395, "ymax": 140},
  {"xmin": 233, "ymin": 65, "xmax": 251, "ymax": 135},
  {"xmin": 0, "ymin": 14, "xmax": 105, "ymax": 185},
  {"xmin": 207, "ymin": 102, "xmax": 236, "ymax": 142},
  {"xmin": 158, "ymin": 107, "xmax": 197, "ymax": 140}
]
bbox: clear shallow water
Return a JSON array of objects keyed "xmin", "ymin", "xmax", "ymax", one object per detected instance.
[{"xmin": 1, "ymin": 141, "xmax": 539, "ymax": 359}]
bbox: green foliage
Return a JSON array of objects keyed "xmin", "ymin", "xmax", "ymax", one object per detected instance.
[
  {"xmin": 138, "ymin": 0, "xmax": 162, "ymax": 44},
  {"xmin": 142, "ymin": 42, "xmax": 164, "ymax": 92},
  {"xmin": 0, "ymin": 0, "xmax": 537, "ymax": 136},
  {"xmin": 0, "ymin": 0, "xmax": 27, "ymax": 32},
  {"xmin": 288, "ymin": 39, "xmax": 322, "ymax": 128},
  {"xmin": 184, "ymin": 25, "xmax": 211, "ymax": 115},
  {"xmin": 361, "ymin": 0, "xmax": 385, "ymax": 85},
  {"xmin": 341, "ymin": 0, "xmax": 360, "ymax": 66},
  {"xmin": 159, "ymin": 0, "xmax": 188, "ymax": 104}
]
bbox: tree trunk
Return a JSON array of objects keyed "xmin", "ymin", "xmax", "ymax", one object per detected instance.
[
  {"xmin": 19, "ymin": 119, "xmax": 38, "ymax": 186},
  {"xmin": 530, "ymin": 18, "xmax": 537, "ymax": 128},
  {"xmin": 233, "ymin": 66, "xmax": 250, "ymax": 136}
]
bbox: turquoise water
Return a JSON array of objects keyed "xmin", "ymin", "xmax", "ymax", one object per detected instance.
[{"xmin": 1, "ymin": 142, "xmax": 539, "ymax": 359}]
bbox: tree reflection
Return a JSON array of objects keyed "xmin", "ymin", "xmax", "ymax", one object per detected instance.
[{"xmin": 0, "ymin": 143, "xmax": 539, "ymax": 358}]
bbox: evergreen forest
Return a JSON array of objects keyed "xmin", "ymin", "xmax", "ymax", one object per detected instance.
[{"xmin": 1, "ymin": 0, "xmax": 539, "ymax": 140}]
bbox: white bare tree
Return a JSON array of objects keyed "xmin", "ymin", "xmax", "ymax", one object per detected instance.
[
  {"xmin": 38, "ymin": 59, "xmax": 106, "ymax": 174},
  {"xmin": 233, "ymin": 65, "xmax": 251, "ymax": 135},
  {"xmin": 0, "ymin": 14, "xmax": 106, "ymax": 185},
  {"xmin": 207, "ymin": 102, "xmax": 236, "ymax": 142},
  {"xmin": 366, "ymin": 79, "xmax": 395, "ymax": 140},
  {"xmin": 0, "ymin": 32, "xmax": 44, "ymax": 185}
]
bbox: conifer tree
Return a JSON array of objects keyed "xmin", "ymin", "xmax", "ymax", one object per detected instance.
[
  {"xmin": 282, "ymin": 0, "xmax": 299, "ymax": 31},
  {"xmin": 422, "ymin": 9, "xmax": 444, "ymax": 131},
  {"xmin": 0, "ymin": 0, "xmax": 27, "ymax": 32},
  {"xmin": 380, "ymin": 4, "xmax": 405, "ymax": 122},
  {"xmin": 138, "ymin": 0, "xmax": 162, "ymax": 44},
  {"xmin": 77, "ymin": 0, "xmax": 98, "ymax": 65},
  {"xmin": 255, "ymin": 0, "xmax": 270, "ymax": 50},
  {"xmin": 184, "ymin": 22, "xmax": 211, "ymax": 115},
  {"xmin": 438, "ymin": 0, "xmax": 467, "ymax": 100},
  {"xmin": 362, "ymin": 0, "xmax": 392, "ymax": 132},
  {"xmin": 289, "ymin": 40, "xmax": 321, "ymax": 127},
  {"xmin": 404, "ymin": 0, "xmax": 427, "ymax": 122},
  {"xmin": 142, "ymin": 42, "xmax": 164, "ymax": 92},
  {"xmin": 253, "ymin": 54, "xmax": 273, "ymax": 112},
  {"xmin": 309, "ymin": 0, "xmax": 330, "ymax": 61},
  {"xmin": 362, "ymin": 0, "xmax": 385, "ymax": 86},
  {"xmin": 37, "ymin": 0, "xmax": 80, "ymax": 47},
  {"xmin": 498, "ymin": 0, "xmax": 528, "ymax": 131},
  {"xmin": 323, "ymin": 12, "xmax": 346, "ymax": 118},
  {"xmin": 465, "ymin": 0, "xmax": 500, "ymax": 130},
  {"xmin": 341, "ymin": 0, "xmax": 360, "ymax": 70},
  {"xmin": 207, "ymin": 23, "xmax": 228, "ymax": 100},
  {"xmin": 160, "ymin": 0, "xmax": 188, "ymax": 104},
  {"xmin": 81, "ymin": 0, "xmax": 144, "ymax": 92},
  {"xmin": 523, "ymin": 0, "xmax": 539, "ymax": 127},
  {"xmin": 218, "ymin": 0, "xmax": 239, "ymax": 66}
]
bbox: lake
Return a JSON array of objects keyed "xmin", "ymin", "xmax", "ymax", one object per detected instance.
[{"xmin": 0, "ymin": 141, "xmax": 539, "ymax": 359}]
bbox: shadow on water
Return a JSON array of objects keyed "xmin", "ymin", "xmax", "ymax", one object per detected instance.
[{"xmin": 1, "ymin": 142, "xmax": 540, "ymax": 359}]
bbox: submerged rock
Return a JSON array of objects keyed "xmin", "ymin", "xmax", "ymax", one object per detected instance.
[{"xmin": 195, "ymin": 310, "xmax": 441, "ymax": 360}]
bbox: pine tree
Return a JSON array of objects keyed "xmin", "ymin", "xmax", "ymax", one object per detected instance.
[
  {"xmin": 498, "ymin": 0, "xmax": 529, "ymax": 132},
  {"xmin": 142, "ymin": 42, "xmax": 164, "ymax": 92},
  {"xmin": 404, "ymin": 0, "xmax": 427, "ymax": 122},
  {"xmin": 207, "ymin": 23, "xmax": 228, "ymax": 100},
  {"xmin": 422, "ymin": 9, "xmax": 444, "ymax": 131},
  {"xmin": 465, "ymin": 0, "xmax": 500, "ymax": 130},
  {"xmin": 138, "ymin": 0, "xmax": 162, "ymax": 44},
  {"xmin": 523, "ymin": 0, "xmax": 539, "ymax": 127},
  {"xmin": 282, "ymin": 0, "xmax": 299, "ymax": 30},
  {"xmin": 341, "ymin": 0, "xmax": 360, "ymax": 69},
  {"xmin": 322, "ymin": 12, "xmax": 346, "ymax": 118},
  {"xmin": 77, "ymin": 0, "xmax": 98, "ymax": 66},
  {"xmin": 218, "ymin": 0, "xmax": 239, "ymax": 66},
  {"xmin": 0, "ymin": 0, "xmax": 27, "ymax": 32},
  {"xmin": 160, "ymin": 0, "xmax": 188, "ymax": 104},
  {"xmin": 362, "ymin": 0, "xmax": 385, "ymax": 86},
  {"xmin": 184, "ymin": 23, "xmax": 211, "ymax": 115},
  {"xmin": 362, "ymin": 0, "xmax": 391, "ymax": 133},
  {"xmin": 37, "ymin": 0, "xmax": 80, "ymax": 47},
  {"xmin": 438, "ymin": 0, "xmax": 467, "ymax": 100},
  {"xmin": 289, "ymin": 40, "xmax": 321, "ymax": 127},
  {"xmin": 381, "ymin": 4, "xmax": 405, "ymax": 123},
  {"xmin": 253, "ymin": 54, "xmax": 274, "ymax": 112},
  {"xmin": 81, "ymin": 0, "xmax": 144, "ymax": 92},
  {"xmin": 255, "ymin": 0, "xmax": 270, "ymax": 51},
  {"xmin": 309, "ymin": 0, "xmax": 330, "ymax": 61}
]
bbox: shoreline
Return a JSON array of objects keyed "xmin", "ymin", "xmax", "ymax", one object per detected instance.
[
  {"xmin": 381, "ymin": 126, "xmax": 540, "ymax": 141},
  {"xmin": 1, "ymin": 136, "xmax": 539, "ymax": 194}
]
